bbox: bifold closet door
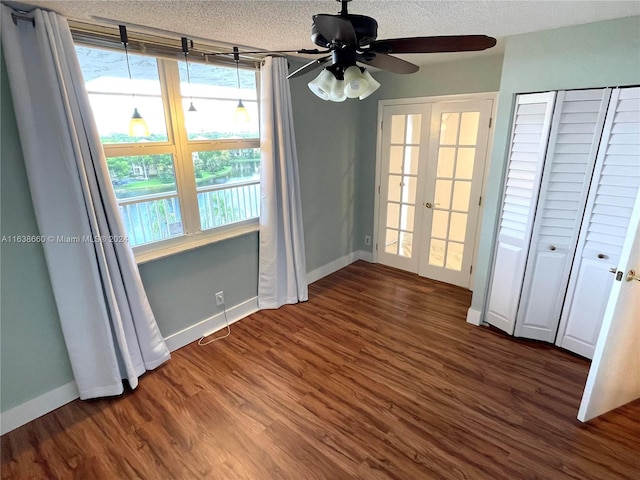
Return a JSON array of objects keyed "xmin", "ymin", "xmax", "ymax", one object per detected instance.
[
  {"xmin": 485, "ymin": 92, "xmax": 556, "ymax": 334},
  {"xmin": 556, "ymin": 86, "xmax": 640, "ymax": 359},
  {"xmin": 514, "ymin": 88, "xmax": 612, "ymax": 341}
]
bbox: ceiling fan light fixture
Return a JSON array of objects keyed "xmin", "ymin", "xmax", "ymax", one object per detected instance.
[
  {"xmin": 330, "ymin": 79, "xmax": 347, "ymax": 102},
  {"xmin": 308, "ymin": 69, "xmax": 335, "ymax": 100},
  {"xmin": 358, "ymin": 69, "xmax": 381, "ymax": 100},
  {"xmin": 343, "ymin": 65, "xmax": 369, "ymax": 99}
]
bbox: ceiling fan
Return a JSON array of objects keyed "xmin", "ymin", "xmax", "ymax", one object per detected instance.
[{"xmin": 285, "ymin": 0, "xmax": 497, "ymax": 101}]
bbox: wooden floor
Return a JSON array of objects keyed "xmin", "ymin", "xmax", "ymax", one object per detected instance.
[{"xmin": 2, "ymin": 261, "xmax": 639, "ymax": 479}]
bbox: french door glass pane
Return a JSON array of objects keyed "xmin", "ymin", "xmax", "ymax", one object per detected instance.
[
  {"xmin": 440, "ymin": 113, "xmax": 459, "ymax": 145},
  {"xmin": 459, "ymin": 112, "xmax": 480, "ymax": 145},
  {"xmin": 428, "ymin": 109, "xmax": 482, "ymax": 271}
]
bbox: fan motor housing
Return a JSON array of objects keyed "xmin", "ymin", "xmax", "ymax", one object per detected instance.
[{"xmin": 311, "ymin": 14, "xmax": 378, "ymax": 48}]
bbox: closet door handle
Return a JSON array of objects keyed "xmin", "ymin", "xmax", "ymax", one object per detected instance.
[
  {"xmin": 549, "ymin": 245, "xmax": 556, "ymax": 251},
  {"xmin": 598, "ymin": 253, "xmax": 607, "ymax": 259},
  {"xmin": 627, "ymin": 269, "xmax": 640, "ymax": 282}
]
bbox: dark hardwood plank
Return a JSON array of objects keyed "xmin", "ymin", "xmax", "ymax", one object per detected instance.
[{"xmin": 2, "ymin": 261, "xmax": 639, "ymax": 479}]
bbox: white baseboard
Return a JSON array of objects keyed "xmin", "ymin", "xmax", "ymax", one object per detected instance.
[
  {"xmin": 1, "ymin": 250, "xmax": 372, "ymax": 435},
  {"xmin": 466, "ymin": 307, "xmax": 483, "ymax": 326},
  {"xmin": 307, "ymin": 249, "xmax": 373, "ymax": 284},
  {"xmin": 1, "ymin": 381, "xmax": 79, "ymax": 435},
  {"xmin": 163, "ymin": 296, "xmax": 259, "ymax": 352}
]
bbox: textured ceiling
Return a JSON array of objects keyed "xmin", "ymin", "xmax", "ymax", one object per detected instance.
[{"xmin": 11, "ymin": 0, "xmax": 640, "ymax": 65}]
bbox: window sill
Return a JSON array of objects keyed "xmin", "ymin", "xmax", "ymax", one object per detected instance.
[{"xmin": 134, "ymin": 221, "xmax": 259, "ymax": 264}]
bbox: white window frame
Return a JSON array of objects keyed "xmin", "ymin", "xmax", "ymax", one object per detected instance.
[{"xmin": 75, "ymin": 39, "xmax": 261, "ymax": 263}]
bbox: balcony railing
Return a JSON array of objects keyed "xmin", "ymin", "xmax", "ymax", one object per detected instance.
[{"xmin": 118, "ymin": 181, "xmax": 260, "ymax": 247}]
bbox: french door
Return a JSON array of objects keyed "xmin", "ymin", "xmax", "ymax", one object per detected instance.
[{"xmin": 376, "ymin": 96, "xmax": 494, "ymax": 288}]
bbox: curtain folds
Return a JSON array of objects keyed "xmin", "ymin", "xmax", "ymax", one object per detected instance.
[
  {"xmin": 258, "ymin": 56, "xmax": 308, "ymax": 309},
  {"xmin": 1, "ymin": 6, "xmax": 170, "ymax": 399}
]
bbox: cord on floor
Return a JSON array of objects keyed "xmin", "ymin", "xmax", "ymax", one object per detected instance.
[{"xmin": 198, "ymin": 305, "xmax": 231, "ymax": 346}]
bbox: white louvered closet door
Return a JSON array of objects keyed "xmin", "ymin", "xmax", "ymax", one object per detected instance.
[
  {"xmin": 556, "ymin": 86, "xmax": 640, "ymax": 358},
  {"xmin": 514, "ymin": 89, "xmax": 612, "ymax": 341},
  {"xmin": 485, "ymin": 92, "xmax": 556, "ymax": 334}
]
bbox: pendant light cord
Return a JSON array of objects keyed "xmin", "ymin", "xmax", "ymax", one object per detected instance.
[
  {"xmin": 119, "ymin": 25, "xmax": 136, "ymax": 101},
  {"xmin": 233, "ymin": 46, "xmax": 242, "ymax": 102}
]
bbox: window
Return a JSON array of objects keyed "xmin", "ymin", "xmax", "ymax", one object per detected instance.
[{"xmin": 75, "ymin": 44, "xmax": 260, "ymax": 259}]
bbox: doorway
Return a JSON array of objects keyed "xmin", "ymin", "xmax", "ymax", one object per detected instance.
[{"xmin": 374, "ymin": 94, "xmax": 495, "ymax": 289}]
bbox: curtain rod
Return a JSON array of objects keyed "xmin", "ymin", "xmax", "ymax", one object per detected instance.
[{"xmin": 11, "ymin": 10, "xmax": 34, "ymax": 26}]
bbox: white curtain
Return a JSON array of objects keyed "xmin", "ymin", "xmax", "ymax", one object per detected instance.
[
  {"xmin": 1, "ymin": 6, "xmax": 170, "ymax": 399},
  {"xmin": 258, "ymin": 56, "xmax": 308, "ymax": 309}
]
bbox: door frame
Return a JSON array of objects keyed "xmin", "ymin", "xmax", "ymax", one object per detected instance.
[{"xmin": 373, "ymin": 92, "xmax": 498, "ymax": 292}]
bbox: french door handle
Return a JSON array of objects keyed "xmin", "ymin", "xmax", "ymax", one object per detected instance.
[{"xmin": 425, "ymin": 202, "xmax": 440, "ymax": 208}]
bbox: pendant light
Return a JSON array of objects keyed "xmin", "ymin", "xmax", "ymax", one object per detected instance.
[
  {"xmin": 119, "ymin": 25, "xmax": 150, "ymax": 137},
  {"xmin": 233, "ymin": 47, "xmax": 250, "ymax": 122},
  {"xmin": 182, "ymin": 37, "xmax": 197, "ymax": 113}
]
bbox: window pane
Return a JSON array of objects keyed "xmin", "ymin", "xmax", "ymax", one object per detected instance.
[
  {"xmin": 455, "ymin": 148, "xmax": 476, "ymax": 180},
  {"xmin": 401, "ymin": 205, "xmax": 415, "ymax": 231},
  {"xmin": 390, "ymin": 115, "xmax": 405, "ymax": 144},
  {"xmin": 198, "ymin": 183, "xmax": 260, "ymax": 230},
  {"xmin": 429, "ymin": 239, "xmax": 446, "ymax": 266},
  {"xmin": 399, "ymin": 231, "xmax": 413, "ymax": 257},
  {"xmin": 389, "ymin": 146, "xmax": 403, "ymax": 174},
  {"xmin": 404, "ymin": 146, "xmax": 419, "ymax": 175},
  {"xmin": 193, "ymin": 148, "xmax": 260, "ymax": 190},
  {"xmin": 440, "ymin": 113, "xmax": 459, "ymax": 145},
  {"xmin": 405, "ymin": 114, "xmax": 422, "ymax": 144},
  {"xmin": 385, "ymin": 229, "xmax": 399, "ymax": 254},
  {"xmin": 388, "ymin": 175, "xmax": 402, "ymax": 202},
  {"xmin": 446, "ymin": 242, "xmax": 464, "ymax": 271},
  {"xmin": 434, "ymin": 179, "xmax": 452, "ymax": 209},
  {"xmin": 452, "ymin": 181, "xmax": 472, "ymax": 212},
  {"xmin": 179, "ymin": 62, "xmax": 259, "ymax": 139},
  {"xmin": 75, "ymin": 46, "xmax": 168, "ymax": 143},
  {"xmin": 107, "ymin": 155, "xmax": 177, "ymax": 200},
  {"xmin": 402, "ymin": 176, "xmax": 417, "ymax": 204},
  {"xmin": 431, "ymin": 210, "xmax": 449, "ymax": 238},
  {"xmin": 119, "ymin": 197, "xmax": 183, "ymax": 247},
  {"xmin": 459, "ymin": 112, "xmax": 480, "ymax": 145},
  {"xmin": 437, "ymin": 147, "xmax": 455, "ymax": 177},
  {"xmin": 387, "ymin": 203, "xmax": 400, "ymax": 229}
]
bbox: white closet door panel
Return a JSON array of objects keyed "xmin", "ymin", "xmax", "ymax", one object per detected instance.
[
  {"xmin": 558, "ymin": 87, "xmax": 640, "ymax": 358},
  {"xmin": 517, "ymin": 251, "xmax": 569, "ymax": 341},
  {"xmin": 515, "ymin": 88, "xmax": 611, "ymax": 341},
  {"xmin": 486, "ymin": 92, "xmax": 556, "ymax": 333},
  {"xmin": 560, "ymin": 259, "xmax": 615, "ymax": 357}
]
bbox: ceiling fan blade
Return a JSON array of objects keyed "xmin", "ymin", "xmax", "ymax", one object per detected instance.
[
  {"xmin": 313, "ymin": 14, "xmax": 357, "ymax": 44},
  {"xmin": 287, "ymin": 56, "xmax": 331, "ymax": 79},
  {"xmin": 369, "ymin": 35, "xmax": 497, "ymax": 54},
  {"xmin": 357, "ymin": 52, "xmax": 419, "ymax": 74}
]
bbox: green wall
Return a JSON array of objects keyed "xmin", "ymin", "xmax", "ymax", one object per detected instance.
[
  {"xmin": 1, "ymin": 51, "xmax": 75, "ymax": 410},
  {"xmin": 470, "ymin": 16, "xmax": 640, "ymax": 316},
  {"xmin": 355, "ymin": 54, "xmax": 504, "ymax": 252}
]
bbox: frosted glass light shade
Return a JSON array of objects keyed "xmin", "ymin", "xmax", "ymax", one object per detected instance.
[
  {"xmin": 129, "ymin": 108, "xmax": 150, "ymax": 137},
  {"xmin": 358, "ymin": 70, "xmax": 381, "ymax": 100},
  {"xmin": 308, "ymin": 69, "xmax": 336, "ymax": 101},
  {"xmin": 330, "ymin": 79, "xmax": 347, "ymax": 102},
  {"xmin": 343, "ymin": 66, "xmax": 369, "ymax": 99}
]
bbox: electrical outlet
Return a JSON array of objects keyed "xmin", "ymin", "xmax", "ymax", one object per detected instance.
[
  {"xmin": 215, "ymin": 291, "xmax": 224, "ymax": 306},
  {"xmin": 364, "ymin": 235, "xmax": 372, "ymax": 246}
]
